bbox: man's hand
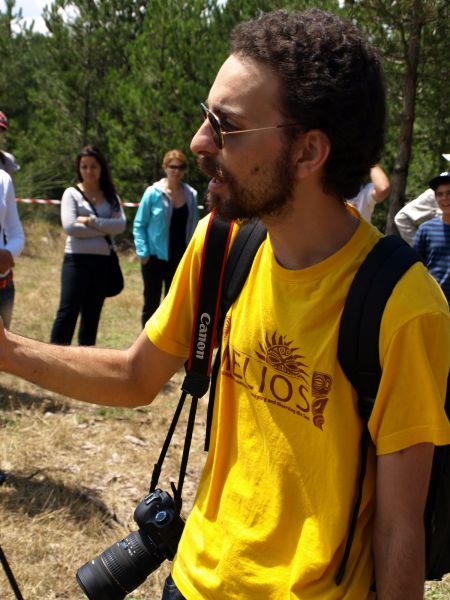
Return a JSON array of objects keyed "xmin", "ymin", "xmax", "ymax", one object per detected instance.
[
  {"xmin": 140, "ymin": 256, "xmax": 150, "ymax": 265},
  {"xmin": 0, "ymin": 249, "xmax": 14, "ymax": 273}
]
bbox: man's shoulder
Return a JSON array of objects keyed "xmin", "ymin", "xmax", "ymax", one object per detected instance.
[
  {"xmin": 387, "ymin": 259, "xmax": 449, "ymax": 322},
  {"xmin": 418, "ymin": 216, "xmax": 444, "ymax": 232},
  {"xmin": 410, "ymin": 188, "xmax": 437, "ymax": 208},
  {"xmin": 396, "ymin": 188, "xmax": 436, "ymax": 216}
]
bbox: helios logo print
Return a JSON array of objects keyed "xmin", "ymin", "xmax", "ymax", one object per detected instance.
[{"xmin": 222, "ymin": 329, "xmax": 333, "ymax": 431}]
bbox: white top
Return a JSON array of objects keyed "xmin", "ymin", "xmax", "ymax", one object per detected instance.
[
  {"xmin": 0, "ymin": 170, "xmax": 25, "ymax": 275},
  {"xmin": 61, "ymin": 186, "xmax": 126, "ymax": 255},
  {"xmin": 394, "ymin": 188, "xmax": 441, "ymax": 245},
  {"xmin": 347, "ymin": 183, "xmax": 376, "ymax": 222}
]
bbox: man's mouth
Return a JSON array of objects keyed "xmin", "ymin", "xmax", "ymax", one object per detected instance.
[
  {"xmin": 212, "ymin": 168, "xmax": 225, "ymax": 183},
  {"xmin": 208, "ymin": 176, "xmax": 226, "ymax": 192},
  {"xmin": 198, "ymin": 156, "xmax": 227, "ymax": 183}
]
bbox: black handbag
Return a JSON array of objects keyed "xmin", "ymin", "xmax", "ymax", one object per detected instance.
[
  {"xmin": 104, "ymin": 245, "xmax": 124, "ymax": 297},
  {"xmin": 75, "ymin": 186, "xmax": 124, "ymax": 298}
]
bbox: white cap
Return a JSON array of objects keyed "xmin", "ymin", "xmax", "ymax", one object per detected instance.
[{"xmin": 443, "ymin": 154, "xmax": 450, "ymax": 161}]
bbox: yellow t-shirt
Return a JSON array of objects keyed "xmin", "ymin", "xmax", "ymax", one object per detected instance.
[{"xmin": 147, "ymin": 215, "xmax": 450, "ymax": 600}]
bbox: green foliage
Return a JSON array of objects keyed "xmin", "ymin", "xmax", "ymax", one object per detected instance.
[
  {"xmin": 343, "ymin": 0, "xmax": 449, "ymax": 204},
  {"xmin": 106, "ymin": 0, "xmax": 279, "ymax": 200},
  {"xmin": 2, "ymin": 0, "xmax": 449, "ymax": 231},
  {"xmin": 106, "ymin": 0, "xmax": 222, "ymax": 198}
]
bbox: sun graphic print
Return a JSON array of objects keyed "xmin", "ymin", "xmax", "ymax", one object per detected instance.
[{"xmin": 255, "ymin": 331, "xmax": 308, "ymax": 381}]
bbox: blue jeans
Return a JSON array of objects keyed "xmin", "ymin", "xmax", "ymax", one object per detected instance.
[
  {"xmin": 0, "ymin": 281, "xmax": 15, "ymax": 329},
  {"xmin": 161, "ymin": 574, "xmax": 186, "ymax": 600}
]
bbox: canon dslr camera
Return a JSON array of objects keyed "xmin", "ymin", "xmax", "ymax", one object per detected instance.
[{"xmin": 76, "ymin": 488, "xmax": 185, "ymax": 600}]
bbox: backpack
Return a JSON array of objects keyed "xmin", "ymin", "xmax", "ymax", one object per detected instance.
[{"xmin": 187, "ymin": 213, "xmax": 450, "ymax": 584}]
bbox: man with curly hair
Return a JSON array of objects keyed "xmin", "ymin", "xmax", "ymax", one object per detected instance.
[{"xmin": 0, "ymin": 9, "xmax": 449, "ymax": 600}]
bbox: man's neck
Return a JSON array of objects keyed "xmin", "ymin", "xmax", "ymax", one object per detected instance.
[{"xmin": 262, "ymin": 188, "xmax": 359, "ymax": 270}]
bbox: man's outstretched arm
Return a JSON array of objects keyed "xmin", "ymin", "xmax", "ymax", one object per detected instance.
[{"xmin": 0, "ymin": 327, "xmax": 184, "ymax": 408}]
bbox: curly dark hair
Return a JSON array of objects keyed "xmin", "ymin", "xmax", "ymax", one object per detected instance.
[
  {"xmin": 230, "ymin": 9, "xmax": 386, "ymax": 199},
  {"xmin": 76, "ymin": 145, "xmax": 119, "ymax": 209}
]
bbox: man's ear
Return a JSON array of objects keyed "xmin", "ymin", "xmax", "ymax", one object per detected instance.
[{"xmin": 294, "ymin": 130, "xmax": 330, "ymax": 180}]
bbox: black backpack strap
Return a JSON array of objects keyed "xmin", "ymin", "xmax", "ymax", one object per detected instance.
[
  {"xmin": 220, "ymin": 219, "xmax": 267, "ymax": 319},
  {"xmin": 335, "ymin": 235, "xmax": 421, "ymax": 585},
  {"xmin": 204, "ymin": 219, "xmax": 267, "ymax": 450},
  {"xmin": 338, "ymin": 235, "xmax": 421, "ymax": 400}
]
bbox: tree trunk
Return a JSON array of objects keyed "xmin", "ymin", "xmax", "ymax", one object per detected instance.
[
  {"xmin": 82, "ymin": 40, "xmax": 92, "ymax": 147},
  {"xmin": 386, "ymin": 11, "xmax": 423, "ymax": 234}
]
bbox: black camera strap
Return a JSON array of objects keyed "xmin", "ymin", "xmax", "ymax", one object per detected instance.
[{"xmin": 149, "ymin": 212, "xmax": 234, "ymax": 513}]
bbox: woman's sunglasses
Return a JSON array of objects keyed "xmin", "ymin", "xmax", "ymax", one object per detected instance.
[
  {"xmin": 167, "ymin": 164, "xmax": 187, "ymax": 171},
  {"xmin": 200, "ymin": 103, "xmax": 295, "ymax": 150}
]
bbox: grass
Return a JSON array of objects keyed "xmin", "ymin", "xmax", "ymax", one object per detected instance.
[
  {"xmin": 425, "ymin": 577, "xmax": 450, "ymax": 600},
  {"xmin": 0, "ymin": 214, "xmax": 449, "ymax": 599},
  {"xmin": 0, "ymin": 215, "xmax": 207, "ymax": 599}
]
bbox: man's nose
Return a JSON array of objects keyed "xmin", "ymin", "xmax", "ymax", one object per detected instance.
[{"xmin": 191, "ymin": 119, "xmax": 218, "ymax": 156}]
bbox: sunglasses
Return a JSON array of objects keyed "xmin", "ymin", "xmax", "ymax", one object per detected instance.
[
  {"xmin": 201, "ymin": 103, "xmax": 296, "ymax": 150},
  {"xmin": 167, "ymin": 164, "xmax": 187, "ymax": 171}
]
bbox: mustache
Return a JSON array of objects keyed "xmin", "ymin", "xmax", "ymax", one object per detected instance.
[{"xmin": 197, "ymin": 155, "xmax": 227, "ymax": 181}]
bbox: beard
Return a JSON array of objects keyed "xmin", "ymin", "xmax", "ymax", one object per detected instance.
[{"xmin": 198, "ymin": 144, "xmax": 296, "ymax": 222}]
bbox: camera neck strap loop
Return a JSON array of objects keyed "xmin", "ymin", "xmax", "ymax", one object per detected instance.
[
  {"xmin": 149, "ymin": 390, "xmax": 189, "ymax": 495},
  {"xmin": 173, "ymin": 393, "xmax": 198, "ymax": 510},
  {"xmin": 149, "ymin": 212, "xmax": 235, "ymax": 512}
]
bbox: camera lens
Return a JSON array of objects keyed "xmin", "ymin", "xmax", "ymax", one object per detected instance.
[
  {"xmin": 76, "ymin": 489, "xmax": 185, "ymax": 598},
  {"xmin": 76, "ymin": 529, "xmax": 164, "ymax": 600}
]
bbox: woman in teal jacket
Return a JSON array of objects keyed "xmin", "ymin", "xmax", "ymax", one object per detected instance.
[{"xmin": 133, "ymin": 149, "xmax": 199, "ymax": 327}]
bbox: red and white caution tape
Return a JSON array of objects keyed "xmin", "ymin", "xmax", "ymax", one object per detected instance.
[
  {"xmin": 16, "ymin": 198, "xmax": 140, "ymax": 207},
  {"xmin": 16, "ymin": 198, "xmax": 61, "ymax": 205}
]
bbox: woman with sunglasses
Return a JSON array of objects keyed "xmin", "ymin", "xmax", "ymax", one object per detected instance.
[{"xmin": 133, "ymin": 149, "xmax": 199, "ymax": 327}]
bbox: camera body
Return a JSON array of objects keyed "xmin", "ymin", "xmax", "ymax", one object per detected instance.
[
  {"xmin": 134, "ymin": 488, "xmax": 184, "ymax": 561},
  {"xmin": 76, "ymin": 488, "xmax": 185, "ymax": 600}
]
